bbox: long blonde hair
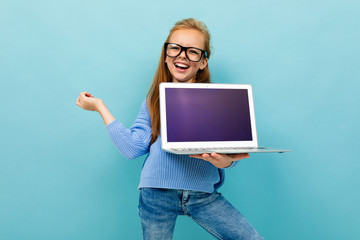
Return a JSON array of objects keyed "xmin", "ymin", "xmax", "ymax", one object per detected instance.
[{"xmin": 147, "ymin": 18, "xmax": 212, "ymax": 144}]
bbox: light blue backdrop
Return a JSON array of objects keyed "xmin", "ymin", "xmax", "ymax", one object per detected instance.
[{"xmin": 1, "ymin": 0, "xmax": 359, "ymax": 239}]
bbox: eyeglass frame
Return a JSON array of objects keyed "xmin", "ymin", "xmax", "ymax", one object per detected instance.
[{"xmin": 164, "ymin": 43, "xmax": 208, "ymax": 62}]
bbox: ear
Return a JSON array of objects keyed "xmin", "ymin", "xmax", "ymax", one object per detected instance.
[{"xmin": 199, "ymin": 58, "xmax": 208, "ymax": 70}]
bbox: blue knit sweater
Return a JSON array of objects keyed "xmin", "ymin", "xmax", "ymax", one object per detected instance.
[{"xmin": 105, "ymin": 100, "xmax": 238, "ymax": 193}]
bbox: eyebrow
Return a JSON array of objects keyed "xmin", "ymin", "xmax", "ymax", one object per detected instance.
[{"xmin": 169, "ymin": 42, "xmax": 205, "ymax": 49}]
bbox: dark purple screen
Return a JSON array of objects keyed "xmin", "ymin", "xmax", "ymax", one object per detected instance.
[{"xmin": 165, "ymin": 88, "xmax": 253, "ymax": 142}]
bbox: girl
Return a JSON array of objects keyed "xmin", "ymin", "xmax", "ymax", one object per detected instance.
[{"xmin": 76, "ymin": 18, "xmax": 264, "ymax": 240}]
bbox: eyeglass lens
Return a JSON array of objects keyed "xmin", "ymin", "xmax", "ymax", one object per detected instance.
[{"xmin": 166, "ymin": 43, "xmax": 203, "ymax": 62}]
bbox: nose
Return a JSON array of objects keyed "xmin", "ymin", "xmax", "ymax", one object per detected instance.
[{"xmin": 178, "ymin": 49, "xmax": 187, "ymax": 59}]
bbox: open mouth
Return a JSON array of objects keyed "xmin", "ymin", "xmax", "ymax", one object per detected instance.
[{"xmin": 174, "ymin": 62, "xmax": 190, "ymax": 71}]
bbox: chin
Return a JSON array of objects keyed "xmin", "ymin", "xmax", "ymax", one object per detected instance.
[
  {"xmin": 175, "ymin": 79, "xmax": 191, "ymax": 83},
  {"xmin": 172, "ymin": 75, "xmax": 194, "ymax": 83}
]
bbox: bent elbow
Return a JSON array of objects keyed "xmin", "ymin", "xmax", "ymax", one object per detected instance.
[
  {"xmin": 123, "ymin": 152, "xmax": 140, "ymax": 160},
  {"xmin": 120, "ymin": 146, "xmax": 148, "ymax": 160}
]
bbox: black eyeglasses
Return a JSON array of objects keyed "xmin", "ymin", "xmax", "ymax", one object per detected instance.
[{"xmin": 164, "ymin": 43, "xmax": 208, "ymax": 62}]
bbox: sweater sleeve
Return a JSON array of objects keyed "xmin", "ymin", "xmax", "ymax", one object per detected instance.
[{"xmin": 105, "ymin": 100, "xmax": 152, "ymax": 159}]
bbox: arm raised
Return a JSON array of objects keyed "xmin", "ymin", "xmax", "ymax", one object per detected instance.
[{"xmin": 76, "ymin": 92, "xmax": 115, "ymax": 125}]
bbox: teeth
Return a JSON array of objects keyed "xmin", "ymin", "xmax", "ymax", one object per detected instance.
[{"xmin": 175, "ymin": 63, "xmax": 189, "ymax": 68}]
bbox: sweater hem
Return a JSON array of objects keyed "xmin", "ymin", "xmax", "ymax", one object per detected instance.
[{"xmin": 138, "ymin": 178, "xmax": 219, "ymax": 194}]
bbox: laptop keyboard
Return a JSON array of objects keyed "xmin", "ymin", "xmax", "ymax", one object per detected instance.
[{"xmin": 173, "ymin": 147, "xmax": 265, "ymax": 152}]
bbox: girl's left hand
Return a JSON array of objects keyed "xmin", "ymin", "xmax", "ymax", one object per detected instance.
[{"xmin": 190, "ymin": 152, "xmax": 250, "ymax": 168}]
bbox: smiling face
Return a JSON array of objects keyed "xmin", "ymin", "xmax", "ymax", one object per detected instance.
[{"xmin": 165, "ymin": 29, "xmax": 208, "ymax": 83}]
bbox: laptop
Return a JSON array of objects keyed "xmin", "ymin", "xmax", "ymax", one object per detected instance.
[{"xmin": 159, "ymin": 82, "xmax": 291, "ymax": 155}]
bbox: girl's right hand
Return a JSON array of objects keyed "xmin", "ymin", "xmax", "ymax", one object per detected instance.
[{"xmin": 76, "ymin": 92, "xmax": 104, "ymax": 112}]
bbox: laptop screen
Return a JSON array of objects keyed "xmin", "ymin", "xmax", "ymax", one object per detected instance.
[{"xmin": 165, "ymin": 88, "xmax": 253, "ymax": 142}]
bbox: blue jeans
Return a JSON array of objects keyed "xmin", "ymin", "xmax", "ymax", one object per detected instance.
[{"xmin": 138, "ymin": 188, "xmax": 264, "ymax": 240}]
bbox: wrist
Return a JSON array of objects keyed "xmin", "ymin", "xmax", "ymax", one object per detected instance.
[
  {"xmin": 222, "ymin": 161, "xmax": 234, "ymax": 169},
  {"xmin": 95, "ymin": 99, "xmax": 106, "ymax": 112},
  {"xmin": 95, "ymin": 100, "xmax": 115, "ymax": 125}
]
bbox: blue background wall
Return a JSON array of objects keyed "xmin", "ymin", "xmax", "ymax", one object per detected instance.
[{"xmin": 1, "ymin": 0, "xmax": 359, "ymax": 239}]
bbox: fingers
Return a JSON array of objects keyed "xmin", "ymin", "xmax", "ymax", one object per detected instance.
[
  {"xmin": 190, "ymin": 152, "xmax": 250, "ymax": 167},
  {"xmin": 76, "ymin": 92, "xmax": 94, "ymax": 109},
  {"xmin": 75, "ymin": 96, "xmax": 82, "ymax": 108},
  {"xmin": 189, "ymin": 153, "xmax": 211, "ymax": 160},
  {"xmin": 81, "ymin": 92, "xmax": 94, "ymax": 98},
  {"xmin": 79, "ymin": 92, "xmax": 94, "ymax": 101},
  {"xmin": 190, "ymin": 153, "xmax": 249, "ymax": 159},
  {"xmin": 190, "ymin": 153, "xmax": 231, "ymax": 168},
  {"xmin": 190, "ymin": 153, "xmax": 216, "ymax": 163},
  {"xmin": 85, "ymin": 92, "xmax": 94, "ymax": 98},
  {"xmin": 222, "ymin": 153, "xmax": 250, "ymax": 160},
  {"xmin": 207, "ymin": 153, "xmax": 224, "ymax": 164}
]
